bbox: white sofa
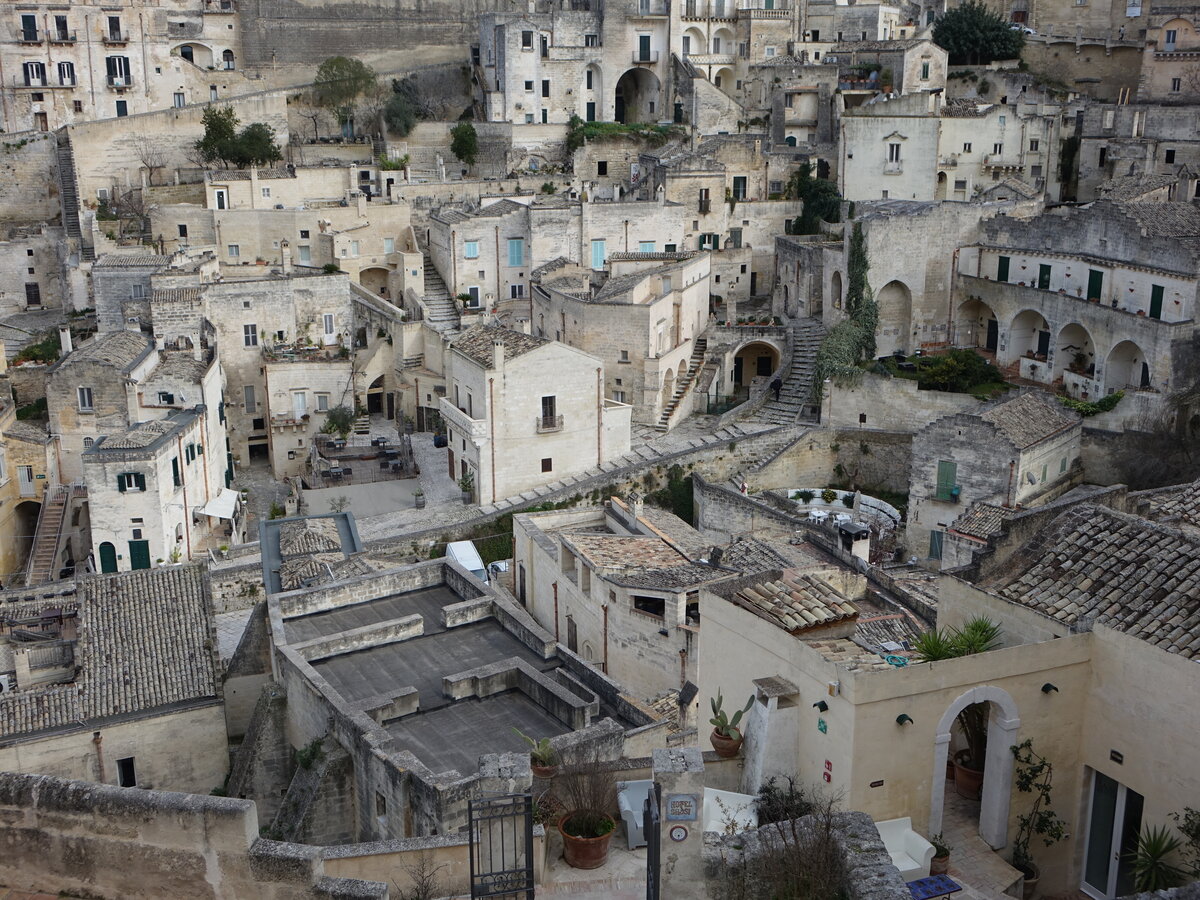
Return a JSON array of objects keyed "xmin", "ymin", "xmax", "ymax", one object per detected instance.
[{"xmin": 874, "ymin": 817, "xmax": 935, "ymax": 882}]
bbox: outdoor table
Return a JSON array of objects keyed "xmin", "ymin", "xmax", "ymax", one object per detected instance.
[
  {"xmin": 808, "ymin": 509, "xmax": 828, "ymax": 521},
  {"xmin": 907, "ymin": 875, "xmax": 962, "ymax": 900}
]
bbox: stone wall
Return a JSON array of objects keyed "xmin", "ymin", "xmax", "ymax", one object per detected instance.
[
  {"xmin": 822, "ymin": 373, "xmax": 980, "ymax": 432},
  {"xmin": 0, "ymin": 770, "xmax": 386, "ymax": 899},
  {"xmin": 0, "ymin": 132, "xmax": 59, "ymax": 225}
]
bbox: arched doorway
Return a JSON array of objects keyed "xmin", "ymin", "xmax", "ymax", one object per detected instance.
[
  {"xmin": 830, "ymin": 271, "xmax": 843, "ymax": 310},
  {"xmin": 366, "ymin": 374, "xmax": 386, "ymax": 415},
  {"xmin": 98, "ymin": 541, "xmax": 118, "ymax": 574},
  {"xmin": 714, "ymin": 66, "xmax": 735, "ymax": 96},
  {"xmin": 614, "ymin": 68, "xmax": 660, "ymax": 124},
  {"xmin": 174, "ymin": 43, "xmax": 214, "ymax": 68},
  {"xmin": 929, "ymin": 685, "xmax": 1020, "ymax": 849},
  {"xmin": 1104, "ymin": 340, "xmax": 1151, "ymax": 392},
  {"xmin": 936, "ymin": 171, "xmax": 949, "ymax": 202},
  {"xmin": 1007, "ymin": 309, "xmax": 1050, "ymax": 362},
  {"xmin": 661, "ymin": 368, "xmax": 675, "ymax": 411},
  {"xmin": 682, "ymin": 27, "xmax": 706, "ymax": 57},
  {"xmin": 180, "ymin": 45, "xmax": 193, "ymax": 63},
  {"xmin": 712, "ymin": 27, "xmax": 736, "ymax": 55},
  {"xmin": 14, "ymin": 500, "xmax": 40, "ymax": 574},
  {"xmin": 359, "ymin": 266, "xmax": 390, "ymax": 297},
  {"xmin": 876, "ymin": 280, "xmax": 913, "ymax": 357},
  {"xmin": 1054, "ymin": 323, "xmax": 1095, "ymax": 381},
  {"xmin": 733, "ymin": 341, "xmax": 781, "ymax": 390},
  {"xmin": 955, "ymin": 297, "xmax": 998, "ymax": 352},
  {"xmin": 222, "ymin": 49, "xmax": 235, "ymax": 70},
  {"xmin": 582, "ymin": 64, "xmax": 602, "ymax": 121}
]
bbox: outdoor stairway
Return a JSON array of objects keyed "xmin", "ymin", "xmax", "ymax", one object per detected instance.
[
  {"xmin": 352, "ymin": 414, "xmax": 371, "ymax": 435},
  {"xmin": 655, "ymin": 338, "xmax": 708, "ymax": 432},
  {"xmin": 421, "ymin": 251, "xmax": 461, "ymax": 332},
  {"xmin": 751, "ymin": 318, "xmax": 826, "ymax": 426},
  {"xmin": 25, "ymin": 484, "xmax": 69, "ymax": 585},
  {"xmin": 56, "ymin": 138, "xmax": 93, "ymax": 262}
]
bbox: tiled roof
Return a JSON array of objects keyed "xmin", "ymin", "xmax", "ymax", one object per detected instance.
[
  {"xmin": 729, "ymin": 572, "xmax": 858, "ymax": 635},
  {"xmin": 208, "ymin": 168, "xmax": 293, "ymax": 181},
  {"xmin": 564, "ymin": 533, "xmax": 688, "ymax": 571},
  {"xmin": 96, "ymin": 418, "xmax": 180, "ymax": 451},
  {"xmin": 152, "ymin": 287, "xmax": 204, "ymax": 303},
  {"xmin": 981, "ymin": 177, "xmax": 1039, "ymax": 200},
  {"xmin": 1117, "ymin": 201, "xmax": 1200, "ymax": 238},
  {"xmin": 59, "ymin": 330, "xmax": 154, "ymax": 372},
  {"xmin": 833, "ymin": 38, "xmax": 926, "ymax": 52},
  {"xmin": 3, "ymin": 420, "xmax": 49, "ymax": 443},
  {"xmin": 950, "ymin": 503, "xmax": 1015, "ymax": 541},
  {"xmin": 979, "ymin": 390, "xmax": 1079, "ymax": 449},
  {"xmin": 941, "ymin": 98, "xmax": 990, "ymax": 118},
  {"xmin": 1139, "ymin": 479, "xmax": 1200, "ymax": 533},
  {"xmin": 450, "ymin": 325, "xmax": 548, "ymax": 369},
  {"xmin": 0, "ymin": 566, "xmax": 219, "ymax": 739},
  {"xmin": 279, "ymin": 518, "xmax": 341, "ymax": 557},
  {"xmin": 720, "ymin": 538, "xmax": 804, "ymax": 573},
  {"xmin": 530, "ymin": 257, "xmax": 573, "ymax": 279},
  {"xmin": 607, "ymin": 251, "xmax": 698, "ymax": 262},
  {"xmin": 990, "ymin": 506, "xmax": 1200, "ymax": 659},
  {"xmin": 855, "ymin": 612, "xmax": 922, "ymax": 652},
  {"xmin": 92, "ymin": 254, "xmax": 169, "ymax": 269},
  {"xmin": 1098, "ymin": 174, "xmax": 1178, "ymax": 201},
  {"xmin": 149, "ymin": 352, "xmax": 208, "ymax": 383},
  {"xmin": 432, "ymin": 198, "xmax": 526, "ymax": 225},
  {"xmin": 609, "ymin": 561, "xmax": 727, "ymax": 589},
  {"xmin": 278, "ymin": 552, "xmax": 382, "ymax": 591}
]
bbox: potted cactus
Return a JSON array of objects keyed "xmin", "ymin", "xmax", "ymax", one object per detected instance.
[
  {"xmin": 513, "ymin": 728, "xmax": 558, "ymax": 778},
  {"xmin": 709, "ymin": 691, "xmax": 754, "ymax": 758}
]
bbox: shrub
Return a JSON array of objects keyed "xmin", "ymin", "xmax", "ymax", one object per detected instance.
[
  {"xmin": 756, "ymin": 776, "xmax": 814, "ymax": 826},
  {"xmin": 796, "ymin": 489, "xmax": 815, "ymax": 504},
  {"xmin": 450, "ymin": 121, "xmax": 478, "ymax": 167},
  {"xmin": 14, "ymin": 330, "xmax": 60, "ymax": 364},
  {"xmin": 820, "ymin": 488, "xmax": 837, "ymax": 504},
  {"xmin": 840, "ymin": 494, "xmax": 855, "ymax": 508},
  {"xmin": 1058, "ymin": 390, "xmax": 1123, "ymax": 417}
]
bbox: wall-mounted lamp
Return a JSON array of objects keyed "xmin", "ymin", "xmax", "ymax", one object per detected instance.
[
  {"xmin": 813, "ymin": 700, "xmax": 829, "ymax": 712},
  {"xmin": 1041, "ymin": 683, "xmax": 1059, "ymax": 694},
  {"xmin": 895, "ymin": 714, "xmax": 914, "ymax": 726}
]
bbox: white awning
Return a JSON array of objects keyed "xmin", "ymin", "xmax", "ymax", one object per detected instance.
[{"xmin": 198, "ymin": 488, "xmax": 240, "ymax": 521}]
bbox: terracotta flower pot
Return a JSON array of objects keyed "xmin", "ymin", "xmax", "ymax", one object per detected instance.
[
  {"xmin": 1019, "ymin": 862, "xmax": 1039, "ymax": 900},
  {"xmin": 710, "ymin": 728, "xmax": 743, "ymax": 758},
  {"xmin": 953, "ymin": 760, "xmax": 984, "ymax": 800},
  {"xmin": 531, "ymin": 762, "xmax": 557, "ymax": 779},
  {"xmin": 930, "ymin": 854, "xmax": 950, "ymax": 876},
  {"xmin": 560, "ymin": 812, "xmax": 615, "ymax": 869}
]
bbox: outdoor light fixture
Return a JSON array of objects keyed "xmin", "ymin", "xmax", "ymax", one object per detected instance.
[
  {"xmin": 1041, "ymin": 683, "xmax": 1059, "ymax": 694},
  {"xmin": 895, "ymin": 714, "xmax": 914, "ymax": 726},
  {"xmin": 813, "ymin": 700, "xmax": 829, "ymax": 712}
]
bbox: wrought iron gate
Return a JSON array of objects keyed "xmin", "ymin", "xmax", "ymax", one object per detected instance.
[
  {"xmin": 645, "ymin": 781, "xmax": 662, "ymax": 900},
  {"xmin": 468, "ymin": 792, "xmax": 534, "ymax": 899}
]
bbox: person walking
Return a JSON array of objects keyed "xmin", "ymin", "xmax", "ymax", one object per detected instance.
[{"xmin": 770, "ymin": 376, "xmax": 783, "ymax": 401}]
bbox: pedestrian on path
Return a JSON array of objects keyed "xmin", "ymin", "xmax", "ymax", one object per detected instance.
[{"xmin": 770, "ymin": 376, "xmax": 783, "ymax": 401}]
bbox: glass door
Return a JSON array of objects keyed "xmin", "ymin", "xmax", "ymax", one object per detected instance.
[{"xmin": 1082, "ymin": 771, "xmax": 1143, "ymax": 898}]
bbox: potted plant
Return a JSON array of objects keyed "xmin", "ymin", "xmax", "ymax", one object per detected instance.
[
  {"xmin": 414, "ymin": 487, "xmax": 426, "ymax": 509},
  {"xmin": 513, "ymin": 728, "xmax": 558, "ymax": 778},
  {"xmin": 557, "ymin": 747, "xmax": 617, "ymax": 869},
  {"xmin": 709, "ymin": 691, "xmax": 754, "ymax": 758},
  {"xmin": 930, "ymin": 833, "xmax": 952, "ymax": 876},
  {"xmin": 458, "ymin": 470, "xmax": 475, "ymax": 504},
  {"xmin": 913, "ymin": 618, "xmax": 1001, "ymax": 799},
  {"xmin": 821, "ymin": 487, "xmax": 837, "ymax": 504},
  {"xmin": 401, "ymin": 413, "xmax": 415, "ymax": 435},
  {"xmin": 1010, "ymin": 739, "xmax": 1068, "ymax": 900}
]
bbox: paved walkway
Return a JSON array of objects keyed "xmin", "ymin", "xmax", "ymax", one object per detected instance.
[
  {"xmin": 537, "ymin": 827, "xmax": 646, "ymax": 899},
  {"xmin": 942, "ymin": 775, "xmax": 1024, "ymax": 899},
  {"xmin": 215, "ymin": 608, "xmax": 255, "ymax": 661}
]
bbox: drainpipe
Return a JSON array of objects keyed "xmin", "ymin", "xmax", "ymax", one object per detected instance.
[
  {"xmin": 552, "ymin": 581, "xmax": 560, "ymax": 642},
  {"xmin": 488, "ymin": 377, "xmax": 496, "ymax": 503},
  {"xmin": 602, "ymin": 603, "xmax": 609, "ymax": 674},
  {"xmin": 596, "ymin": 367, "xmax": 603, "ymax": 466},
  {"xmin": 494, "ymin": 225, "xmax": 501, "ymax": 303},
  {"xmin": 1006, "ymin": 459, "xmax": 1015, "ymax": 508},
  {"xmin": 947, "ymin": 247, "xmax": 959, "ymax": 346},
  {"xmin": 92, "ymin": 730, "xmax": 106, "ymax": 783},
  {"xmin": 176, "ymin": 434, "xmax": 191, "ymax": 560}
]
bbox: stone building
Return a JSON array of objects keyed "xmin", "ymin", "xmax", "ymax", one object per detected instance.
[
  {"xmin": 0, "ymin": 565, "xmax": 227, "ymax": 794},
  {"xmin": 907, "ymin": 390, "xmax": 1082, "ymax": 562},
  {"xmin": 0, "ymin": 0, "xmax": 248, "ymax": 133},
  {"xmin": 0, "ymin": 226, "xmax": 74, "ymax": 314},
  {"xmin": 530, "ymin": 252, "xmax": 709, "ymax": 429},
  {"xmin": 1076, "ymin": 103, "xmax": 1200, "ymax": 202},
  {"xmin": 953, "ymin": 200, "xmax": 1200, "ymax": 417},
  {"xmin": 839, "ymin": 92, "xmax": 1064, "ymax": 204},
  {"xmin": 440, "ymin": 325, "xmax": 631, "ymax": 505}
]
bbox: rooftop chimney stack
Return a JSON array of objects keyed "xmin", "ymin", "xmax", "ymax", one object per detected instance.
[
  {"xmin": 280, "ymin": 239, "xmax": 292, "ymax": 275},
  {"xmin": 492, "ymin": 339, "xmax": 505, "ymax": 371},
  {"xmin": 58, "ymin": 326, "xmax": 73, "ymax": 357}
]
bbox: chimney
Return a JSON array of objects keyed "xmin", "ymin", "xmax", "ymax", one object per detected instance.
[
  {"xmin": 628, "ymin": 489, "xmax": 644, "ymax": 521},
  {"xmin": 492, "ymin": 338, "xmax": 505, "ymax": 371},
  {"xmin": 280, "ymin": 239, "xmax": 292, "ymax": 275},
  {"xmin": 58, "ymin": 326, "xmax": 73, "ymax": 357},
  {"xmin": 191, "ymin": 332, "xmax": 203, "ymax": 361},
  {"xmin": 0, "ymin": 340, "xmax": 7, "ymax": 374}
]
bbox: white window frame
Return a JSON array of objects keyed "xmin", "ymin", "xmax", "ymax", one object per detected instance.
[
  {"xmin": 464, "ymin": 240, "xmax": 480, "ymax": 259},
  {"xmin": 77, "ymin": 386, "xmax": 94, "ymax": 411},
  {"xmin": 227, "ymin": 244, "xmax": 240, "ymax": 258},
  {"xmin": 243, "ymin": 324, "xmax": 258, "ymax": 347}
]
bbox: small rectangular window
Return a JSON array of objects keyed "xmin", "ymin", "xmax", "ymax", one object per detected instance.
[
  {"xmin": 261, "ymin": 187, "xmax": 271, "ymax": 198},
  {"xmin": 541, "ymin": 457, "xmax": 552, "ymax": 472},
  {"xmin": 597, "ymin": 161, "xmax": 608, "ymax": 176},
  {"xmin": 464, "ymin": 240, "xmax": 479, "ymax": 259},
  {"xmin": 78, "ymin": 387, "xmax": 94, "ymax": 411},
  {"xmin": 300, "ymin": 229, "xmax": 310, "ymax": 239},
  {"xmin": 507, "ymin": 238, "xmax": 524, "ymax": 267},
  {"xmin": 1171, "ymin": 77, "xmax": 1182, "ymax": 93},
  {"xmin": 1165, "ymin": 149, "xmax": 1176, "ymax": 164},
  {"xmin": 116, "ymin": 757, "xmax": 136, "ymax": 787},
  {"xmin": 921, "ymin": 61, "xmax": 930, "ymax": 80},
  {"xmin": 963, "ymin": 142, "xmax": 972, "ymax": 153},
  {"xmin": 243, "ymin": 324, "xmax": 258, "ymax": 347},
  {"xmin": 384, "ymin": 237, "xmax": 395, "ymax": 254},
  {"xmin": 227, "ymin": 244, "xmax": 240, "ymax": 258},
  {"xmin": 632, "ymin": 595, "xmax": 666, "ymax": 618},
  {"xmin": 521, "ymin": 30, "xmax": 533, "ymax": 48},
  {"xmin": 316, "ymin": 393, "xmax": 330, "ymax": 412},
  {"xmin": 1029, "ymin": 139, "xmax": 1040, "ymax": 152},
  {"xmin": 585, "ymin": 33, "xmax": 598, "ymax": 47}
]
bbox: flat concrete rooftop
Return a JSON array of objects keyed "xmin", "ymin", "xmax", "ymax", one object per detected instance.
[
  {"xmin": 283, "ymin": 586, "xmax": 455, "ymax": 644},
  {"xmin": 387, "ymin": 692, "xmax": 570, "ymax": 776}
]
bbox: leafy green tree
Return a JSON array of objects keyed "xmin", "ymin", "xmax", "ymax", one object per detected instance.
[
  {"xmin": 786, "ymin": 163, "xmax": 842, "ymax": 234},
  {"xmin": 231, "ymin": 122, "xmax": 282, "ymax": 168},
  {"xmin": 933, "ymin": 1, "xmax": 1024, "ymax": 65},
  {"xmin": 844, "ymin": 222, "xmax": 877, "ymax": 358},
  {"xmin": 450, "ymin": 121, "xmax": 478, "ymax": 168},
  {"xmin": 313, "ymin": 56, "xmax": 378, "ymax": 131},
  {"xmin": 383, "ymin": 93, "xmax": 417, "ymax": 136},
  {"xmin": 321, "ymin": 405, "xmax": 355, "ymax": 439},
  {"xmin": 194, "ymin": 106, "xmax": 239, "ymax": 167}
]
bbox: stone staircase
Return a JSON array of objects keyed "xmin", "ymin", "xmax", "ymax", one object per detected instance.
[
  {"xmin": 751, "ymin": 318, "xmax": 825, "ymax": 426},
  {"xmin": 421, "ymin": 251, "xmax": 461, "ymax": 332},
  {"xmin": 352, "ymin": 414, "xmax": 371, "ymax": 435},
  {"xmin": 25, "ymin": 484, "xmax": 69, "ymax": 584},
  {"xmin": 655, "ymin": 338, "xmax": 708, "ymax": 432},
  {"xmin": 55, "ymin": 137, "xmax": 93, "ymax": 261}
]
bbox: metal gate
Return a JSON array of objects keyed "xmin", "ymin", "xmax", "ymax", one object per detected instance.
[
  {"xmin": 645, "ymin": 781, "xmax": 662, "ymax": 900},
  {"xmin": 468, "ymin": 792, "xmax": 534, "ymax": 899}
]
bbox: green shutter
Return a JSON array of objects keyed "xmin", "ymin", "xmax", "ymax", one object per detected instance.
[
  {"xmin": 935, "ymin": 460, "xmax": 958, "ymax": 501},
  {"xmin": 136, "ymin": 473, "xmax": 146, "ymax": 491},
  {"xmin": 1150, "ymin": 284, "xmax": 1164, "ymax": 319},
  {"xmin": 117, "ymin": 475, "xmax": 126, "ymax": 493},
  {"xmin": 1086, "ymin": 269, "xmax": 1103, "ymax": 301},
  {"xmin": 1038, "ymin": 264, "xmax": 1051, "ymax": 290},
  {"xmin": 997, "ymin": 255, "xmax": 1010, "ymax": 282}
]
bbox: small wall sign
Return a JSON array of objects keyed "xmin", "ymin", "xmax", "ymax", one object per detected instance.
[
  {"xmin": 870, "ymin": 780, "xmax": 885, "ymax": 788},
  {"xmin": 669, "ymin": 825, "xmax": 689, "ymax": 842},
  {"xmin": 1110, "ymin": 750, "xmax": 1124, "ymax": 765},
  {"xmin": 35, "ymin": 474, "xmax": 45, "ymax": 479},
  {"xmin": 666, "ymin": 794, "xmax": 698, "ymax": 821},
  {"xmin": 817, "ymin": 718, "xmax": 828, "ymax": 734}
]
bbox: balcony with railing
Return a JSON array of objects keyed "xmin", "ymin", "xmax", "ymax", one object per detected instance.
[
  {"xmin": 102, "ymin": 31, "xmax": 130, "ymax": 45},
  {"xmin": 535, "ymin": 414, "xmax": 564, "ymax": 433},
  {"xmin": 632, "ymin": 1, "xmax": 669, "ymax": 15},
  {"xmin": 983, "ymin": 153, "xmax": 1022, "ymax": 169},
  {"xmin": 13, "ymin": 75, "xmax": 74, "ymax": 89},
  {"xmin": 50, "ymin": 30, "xmax": 76, "ymax": 43},
  {"xmin": 687, "ymin": 53, "xmax": 735, "ymax": 65},
  {"xmin": 17, "ymin": 28, "xmax": 40, "ymax": 44},
  {"xmin": 632, "ymin": 49, "xmax": 660, "ymax": 63},
  {"xmin": 106, "ymin": 74, "xmax": 133, "ymax": 89},
  {"xmin": 438, "ymin": 396, "xmax": 487, "ymax": 440},
  {"xmin": 883, "ymin": 160, "xmax": 903, "ymax": 175}
]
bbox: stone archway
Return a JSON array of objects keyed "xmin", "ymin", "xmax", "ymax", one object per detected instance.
[
  {"xmin": 661, "ymin": 367, "xmax": 675, "ymax": 411},
  {"xmin": 876, "ymin": 280, "xmax": 913, "ymax": 357},
  {"xmin": 1054, "ymin": 322, "xmax": 1095, "ymax": 381},
  {"xmin": 714, "ymin": 66, "xmax": 735, "ymax": 96},
  {"xmin": 1104, "ymin": 340, "xmax": 1151, "ymax": 392},
  {"xmin": 173, "ymin": 42, "xmax": 214, "ymax": 68},
  {"xmin": 359, "ymin": 266, "xmax": 390, "ymax": 297},
  {"xmin": 830, "ymin": 271, "xmax": 843, "ymax": 309},
  {"xmin": 615, "ymin": 68, "xmax": 660, "ymax": 124},
  {"xmin": 929, "ymin": 685, "xmax": 1020, "ymax": 849},
  {"xmin": 1006, "ymin": 309, "xmax": 1050, "ymax": 364},
  {"xmin": 956, "ymin": 297, "xmax": 998, "ymax": 351},
  {"xmin": 733, "ymin": 340, "xmax": 781, "ymax": 388}
]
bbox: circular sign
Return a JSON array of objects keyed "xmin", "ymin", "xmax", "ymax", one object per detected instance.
[{"xmin": 669, "ymin": 825, "xmax": 688, "ymax": 843}]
